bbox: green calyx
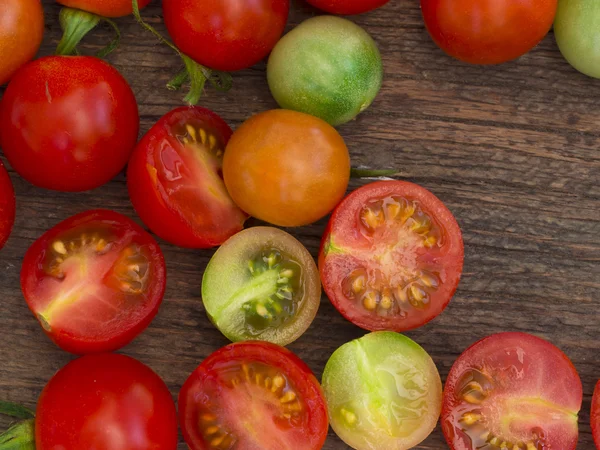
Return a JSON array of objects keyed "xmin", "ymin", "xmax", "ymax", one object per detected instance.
[
  {"xmin": 0, "ymin": 401, "xmax": 35, "ymax": 450},
  {"xmin": 56, "ymin": 8, "xmax": 120, "ymax": 57}
]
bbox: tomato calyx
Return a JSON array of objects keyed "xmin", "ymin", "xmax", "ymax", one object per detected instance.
[
  {"xmin": 350, "ymin": 167, "xmax": 398, "ymax": 179},
  {"xmin": 56, "ymin": 8, "xmax": 121, "ymax": 58},
  {"xmin": 0, "ymin": 401, "xmax": 35, "ymax": 450}
]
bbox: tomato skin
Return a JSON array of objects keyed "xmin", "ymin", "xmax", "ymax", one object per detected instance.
[
  {"xmin": 0, "ymin": 0, "xmax": 44, "ymax": 86},
  {"xmin": 127, "ymin": 106, "xmax": 247, "ymax": 249},
  {"xmin": 163, "ymin": 0, "xmax": 290, "ymax": 71},
  {"xmin": 36, "ymin": 353, "xmax": 178, "ymax": 450},
  {"xmin": 56, "ymin": 0, "xmax": 151, "ymax": 17},
  {"xmin": 0, "ymin": 56, "xmax": 139, "ymax": 192},
  {"xmin": 421, "ymin": 0, "xmax": 557, "ymax": 64},
  {"xmin": 305, "ymin": 0, "xmax": 389, "ymax": 15},
  {"xmin": 21, "ymin": 209, "xmax": 166, "ymax": 354},
  {"xmin": 593, "ymin": 381, "xmax": 600, "ymax": 448},
  {"xmin": 0, "ymin": 161, "xmax": 16, "ymax": 250},
  {"xmin": 223, "ymin": 109, "xmax": 350, "ymax": 227}
]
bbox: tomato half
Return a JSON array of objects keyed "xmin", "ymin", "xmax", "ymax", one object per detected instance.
[
  {"xmin": 127, "ymin": 106, "xmax": 247, "ymax": 249},
  {"xmin": 442, "ymin": 332, "xmax": 582, "ymax": 450},
  {"xmin": 421, "ymin": 0, "xmax": 557, "ymax": 64},
  {"xmin": 163, "ymin": 0, "xmax": 290, "ymax": 71},
  {"xmin": 21, "ymin": 210, "xmax": 166, "ymax": 354},
  {"xmin": 305, "ymin": 0, "xmax": 390, "ymax": 15},
  {"xmin": 319, "ymin": 180, "xmax": 464, "ymax": 332},
  {"xmin": 0, "ymin": 160, "xmax": 16, "ymax": 250},
  {"xmin": 592, "ymin": 381, "xmax": 600, "ymax": 449},
  {"xmin": 56, "ymin": 0, "xmax": 151, "ymax": 17},
  {"xmin": 0, "ymin": 0, "xmax": 44, "ymax": 86},
  {"xmin": 202, "ymin": 227, "xmax": 321, "ymax": 346},
  {"xmin": 223, "ymin": 109, "xmax": 350, "ymax": 227},
  {"xmin": 36, "ymin": 353, "xmax": 178, "ymax": 450},
  {"xmin": 179, "ymin": 341, "xmax": 328, "ymax": 450},
  {"xmin": 0, "ymin": 56, "xmax": 139, "ymax": 192}
]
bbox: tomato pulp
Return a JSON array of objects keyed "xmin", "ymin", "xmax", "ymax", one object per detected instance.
[
  {"xmin": 0, "ymin": 160, "xmax": 16, "ymax": 250},
  {"xmin": 305, "ymin": 0, "xmax": 390, "ymax": 15},
  {"xmin": 319, "ymin": 180, "xmax": 464, "ymax": 332},
  {"xmin": 21, "ymin": 210, "xmax": 166, "ymax": 354},
  {"xmin": 127, "ymin": 106, "xmax": 247, "ymax": 248},
  {"xmin": 0, "ymin": 56, "xmax": 139, "ymax": 192},
  {"xmin": 179, "ymin": 341, "xmax": 328, "ymax": 450},
  {"xmin": 442, "ymin": 332, "xmax": 582, "ymax": 450},
  {"xmin": 56, "ymin": 0, "xmax": 151, "ymax": 17}
]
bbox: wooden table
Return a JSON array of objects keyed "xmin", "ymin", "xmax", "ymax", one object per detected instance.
[{"xmin": 1, "ymin": 1, "xmax": 599, "ymax": 448}]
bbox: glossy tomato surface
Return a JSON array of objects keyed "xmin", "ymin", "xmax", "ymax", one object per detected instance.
[
  {"xmin": 0, "ymin": 0, "xmax": 44, "ymax": 85},
  {"xmin": 442, "ymin": 332, "xmax": 582, "ymax": 450},
  {"xmin": 223, "ymin": 109, "xmax": 350, "ymax": 227},
  {"xmin": 163, "ymin": 0, "xmax": 290, "ymax": 71},
  {"xmin": 421, "ymin": 0, "xmax": 557, "ymax": 64},
  {"xmin": 319, "ymin": 180, "xmax": 463, "ymax": 332},
  {"xmin": 0, "ymin": 160, "xmax": 16, "ymax": 250},
  {"xmin": 21, "ymin": 210, "xmax": 166, "ymax": 354},
  {"xmin": 56, "ymin": 0, "xmax": 151, "ymax": 17},
  {"xmin": 593, "ymin": 381, "xmax": 600, "ymax": 448},
  {"xmin": 127, "ymin": 106, "xmax": 247, "ymax": 248},
  {"xmin": 0, "ymin": 56, "xmax": 139, "ymax": 192},
  {"xmin": 306, "ymin": 0, "xmax": 389, "ymax": 15},
  {"xmin": 36, "ymin": 353, "xmax": 178, "ymax": 450},
  {"xmin": 179, "ymin": 341, "xmax": 328, "ymax": 450}
]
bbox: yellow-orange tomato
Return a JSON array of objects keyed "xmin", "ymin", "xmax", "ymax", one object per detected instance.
[
  {"xmin": 0, "ymin": 0, "xmax": 44, "ymax": 85},
  {"xmin": 223, "ymin": 109, "xmax": 350, "ymax": 227}
]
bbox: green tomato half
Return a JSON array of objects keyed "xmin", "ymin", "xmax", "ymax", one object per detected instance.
[
  {"xmin": 267, "ymin": 16, "xmax": 383, "ymax": 127},
  {"xmin": 555, "ymin": 0, "xmax": 600, "ymax": 78},
  {"xmin": 322, "ymin": 331, "xmax": 442, "ymax": 449}
]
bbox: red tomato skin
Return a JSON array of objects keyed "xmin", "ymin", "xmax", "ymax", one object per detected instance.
[
  {"xmin": 21, "ymin": 209, "xmax": 166, "ymax": 354},
  {"xmin": 56, "ymin": 0, "xmax": 151, "ymax": 17},
  {"xmin": 305, "ymin": 0, "xmax": 389, "ymax": 15},
  {"xmin": 592, "ymin": 381, "xmax": 600, "ymax": 449},
  {"xmin": 0, "ymin": 161, "xmax": 16, "ymax": 250},
  {"xmin": 36, "ymin": 353, "xmax": 178, "ymax": 450},
  {"xmin": 421, "ymin": 0, "xmax": 557, "ymax": 64},
  {"xmin": 0, "ymin": 56, "xmax": 139, "ymax": 192},
  {"xmin": 163, "ymin": 0, "xmax": 290, "ymax": 71}
]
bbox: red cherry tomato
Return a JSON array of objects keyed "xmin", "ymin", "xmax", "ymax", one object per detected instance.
[
  {"xmin": 592, "ymin": 381, "xmax": 600, "ymax": 449},
  {"xmin": 163, "ymin": 0, "xmax": 290, "ymax": 71},
  {"xmin": 0, "ymin": 160, "xmax": 16, "ymax": 250},
  {"xmin": 179, "ymin": 341, "xmax": 328, "ymax": 450},
  {"xmin": 36, "ymin": 353, "xmax": 178, "ymax": 450},
  {"xmin": 0, "ymin": 56, "xmax": 139, "ymax": 192},
  {"xmin": 21, "ymin": 210, "xmax": 166, "ymax": 354},
  {"xmin": 127, "ymin": 106, "xmax": 247, "ymax": 249},
  {"xmin": 56, "ymin": 0, "xmax": 151, "ymax": 17},
  {"xmin": 442, "ymin": 332, "xmax": 582, "ymax": 450},
  {"xmin": 421, "ymin": 0, "xmax": 557, "ymax": 64},
  {"xmin": 305, "ymin": 0, "xmax": 389, "ymax": 15}
]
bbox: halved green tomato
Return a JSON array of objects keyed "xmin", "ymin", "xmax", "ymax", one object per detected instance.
[
  {"xmin": 322, "ymin": 331, "xmax": 442, "ymax": 449},
  {"xmin": 201, "ymin": 227, "xmax": 321, "ymax": 346}
]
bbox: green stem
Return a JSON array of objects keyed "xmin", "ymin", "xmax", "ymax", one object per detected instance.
[
  {"xmin": 167, "ymin": 69, "xmax": 189, "ymax": 91},
  {"xmin": 0, "ymin": 420, "xmax": 35, "ymax": 450},
  {"xmin": 350, "ymin": 168, "xmax": 399, "ymax": 178},
  {"xmin": 56, "ymin": 8, "xmax": 121, "ymax": 57},
  {"xmin": 0, "ymin": 403, "xmax": 34, "ymax": 421}
]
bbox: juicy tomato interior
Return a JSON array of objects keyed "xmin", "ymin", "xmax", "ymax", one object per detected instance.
[
  {"xmin": 319, "ymin": 180, "xmax": 464, "ymax": 332},
  {"xmin": 21, "ymin": 210, "xmax": 166, "ymax": 354},
  {"xmin": 442, "ymin": 332, "xmax": 582, "ymax": 450},
  {"xmin": 0, "ymin": 161, "xmax": 16, "ymax": 250},
  {"xmin": 179, "ymin": 341, "xmax": 328, "ymax": 450},
  {"xmin": 591, "ymin": 381, "xmax": 600, "ymax": 449}
]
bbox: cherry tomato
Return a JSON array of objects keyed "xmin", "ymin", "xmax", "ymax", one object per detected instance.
[
  {"xmin": 0, "ymin": 0, "xmax": 44, "ymax": 86},
  {"xmin": 36, "ymin": 353, "xmax": 178, "ymax": 450},
  {"xmin": 127, "ymin": 106, "xmax": 247, "ymax": 249},
  {"xmin": 421, "ymin": 0, "xmax": 557, "ymax": 64},
  {"xmin": 179, "ymin": 341, "xmax": 328, "ymax": 450},
  {"xmin": 442, "ymin": 332, "xmax": 582, "ymax": 450},
  {"xmin": 162, "ymin": 0, "xmax": 290, "ymax": 71},
  {"xmin": 56, "ymin": 0, "xmax": 151, "ymax": 17},
  {"xmin": 21, "ymin": 210, "xmax": 166, "ymax": 354},
  {"xmin": 305, "ymin": 0, "xmax": 389, "ymax": 15},
  {"xmin": 223, "ymin": 109, "xmax": 350, "ymax": 227},
  {"xmin": 202, "ymin": 227, "xmax": 321, "ymax": 346},
  {"xmin": 0, "ymin": 56, "xmax": 139, "ymax": 192},
  {"xmin": 592, "ymin": 381, "xmax": 600, "ymax": 448},
  {"xmin": 0, "ymin": 161, "xmax": 15, "ymax": 251},
  {"xmin": 319, "ymin": 180, "xmax": 463, "ymax": 332},
  {"xmin": 322, "ymin": 332, "xmax": 442, "ymax": 449}
]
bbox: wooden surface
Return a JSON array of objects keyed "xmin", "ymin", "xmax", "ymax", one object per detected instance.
[{"xmin": 1, "ymin": 1, "xmax": 599, "ymax": 448}]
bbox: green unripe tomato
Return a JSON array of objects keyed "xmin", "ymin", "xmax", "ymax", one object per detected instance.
[
  {"xmin": 555, "ymin": 0, "xmax": 600, "ymax": 78},
  {"xmin": 267, "ymin": 16, "xmax": 383, "ymax": 127}
]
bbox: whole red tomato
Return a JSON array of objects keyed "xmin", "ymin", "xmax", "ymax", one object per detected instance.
[
  {"xmin": 163, "ymin": 0, "xmax": 290, "ymax": 71},
  {"xmin": 0, "ymin": 160, "xmax": 16, "ymax": 250},
  {"xmin": 0, "ymin": 56, "xmax": 139, "ymax": 192},
  {"xmin": 306, "ymin": 0, "xmax": 389, "ymax": 15},
  {"xmin": 56, "ymin": 0, "xmax": 151, "ymax": 17},
  {"xmin": 421, "ymin": 0, "xmax": 557, "ymax": 64}
]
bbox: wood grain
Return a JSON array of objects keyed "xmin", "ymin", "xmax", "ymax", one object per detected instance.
[{"xmin": 0, "ymin": 0, "xmax": 599, "ymax": 448}]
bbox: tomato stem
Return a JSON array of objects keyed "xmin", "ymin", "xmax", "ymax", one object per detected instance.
[
  {"xmin": 56, "ymin": 8, "xmax": 121, "ymax": 57},
  {"xmin": 0, "ymin": 420, "xmax": 35, "ymax": 450},
  {"xmin": 350, "ymin": 168, "xmax": 399, "ymax": 178},
  {"xmin": 0, "ymin": 402, "xmax": 34, "ymax": 420}
]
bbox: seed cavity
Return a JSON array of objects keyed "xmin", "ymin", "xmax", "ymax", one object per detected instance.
[
  {"xmin": 47, "ymin": 232, "xmax": 114, "ymax": 279},
  {"xmin": 112, "ymin": 245, "xmax": 150, "ymax": 295},
  {"xmin": 178, "ymin": 124, "xmax": 223, "ymax": 159}
]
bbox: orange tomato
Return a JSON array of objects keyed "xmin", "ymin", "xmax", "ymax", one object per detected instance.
[{"xmin": 223, "ymin": 109, "xmax": 350, "ymax": 227}]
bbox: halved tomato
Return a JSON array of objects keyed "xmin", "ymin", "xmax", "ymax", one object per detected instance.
[
  {"xmin": 21, "ymin": 209, "xmax": 167, "ymax": 354},
  {"xmin": 0, "ymin": 160, "xmax": 16, "ymax": 250},
  {"xmin": 319, "ymin": 180, "xmax": 464, "ymax": 332},
  {"xmin": 179, "ymin": 341, "xmax": 328, "ymax": 450},
  {"xmin": 127, "ymin": 106, "xmax": 247, "ymax": 248},
  {"xmin": 442, "ymin": 332, "xmax": 582, "ymax": 450},
  {"xmin": 592, "ymin": 381, "xmax": 600, "ymax": 448}
]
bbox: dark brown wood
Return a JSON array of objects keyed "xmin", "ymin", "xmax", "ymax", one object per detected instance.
[{"xmin": 1, "ymin": 0, "xmax": 599, "ymax": 448}]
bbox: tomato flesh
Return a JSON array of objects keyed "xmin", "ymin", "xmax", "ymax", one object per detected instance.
[
  {"xmin": 56, "ymin": 0, "xmax": 151, "ymax": 17},
  {"xmin": 179, "ymin": 341, "xmax": 328, "ymax": 450},
  {"xmin": 442, "ymin": 332, "xmax": 582, "ymax": 450},
  {"xmin": 0, "ymin": 161, "xmax": 15, "ymax": 250},
  {"xmin": 319, "ymin": 180, "xmax": 463, "ymax": 332},
  {"xmin": 21, "ymin": 210, "xmax": 166, "ymax": 354}
]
